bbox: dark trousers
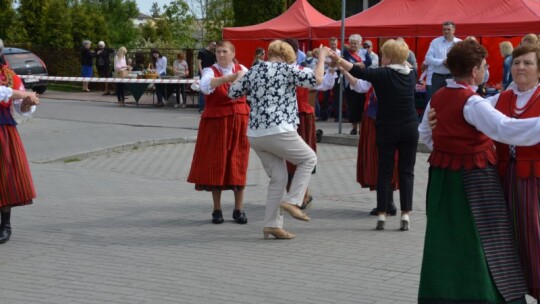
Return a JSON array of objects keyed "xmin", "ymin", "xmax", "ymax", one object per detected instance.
[
  {"xmin": 376, "ymin": 121, "xmax": 419, "ymax": 212},
  {"xmin": 176, "ymin": 84, "xmax": 186, "ymax": 105},
  {"xmin": 116, "ymin": 83, "xmax": 124, "ymax": 102},
  {"xmin": 321, "ymin": 77, "xmax": 340, "ymax": 121},
  {"xmin": 430, "ymin": 73, "xmax": 452, "ymax": 96},
  {"xmin": 344, "ymin": 87, "xmax": 365, "ymax": 124}
]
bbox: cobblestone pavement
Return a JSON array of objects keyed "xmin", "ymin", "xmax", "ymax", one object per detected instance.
[{"xmin": 2, "ymin": 93, "xmax": 535, "ymax": 304}]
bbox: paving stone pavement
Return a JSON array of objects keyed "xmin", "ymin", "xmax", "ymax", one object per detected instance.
[{"xmin": 2, "ymin": 92, "xmax": 536, "ymax": 304}]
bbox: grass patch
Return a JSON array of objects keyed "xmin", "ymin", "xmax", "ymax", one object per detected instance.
[
  {"xmin": 48, "ymin": 82, "xmax": 82, "ymax": 92},
  {"xmin": 63, "ymin": 157, "xmax": 82, "ymax": 163}
]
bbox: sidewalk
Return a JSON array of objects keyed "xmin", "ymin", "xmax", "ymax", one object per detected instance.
[{"xmin": 4, "ymin": 91, "xmax": 533, "ymax": 304}]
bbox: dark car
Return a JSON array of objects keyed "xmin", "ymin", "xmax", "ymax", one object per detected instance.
[{"xmin": 1, "ymin": 47, "xmax": 48, "ymax": 94}]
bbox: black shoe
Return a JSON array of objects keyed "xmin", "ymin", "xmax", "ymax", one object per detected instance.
[
  {"xmin": 369, "ymin": 206, "xmax": 397, "ymax": 216},
  {"xmin": 212, "ymin": 210, "xmax": 224, "ymax": 224},
  {"xmin": 316, "ymin": 129, "xmax": 323, "ymax": 143},
  {"xmin": 300, "ymin": 196, "xmax": 313, "ymax": 210},
  {"xmin": 350, "ymin": 129, "xmax": 357, "ymax": 135},
  {"xmin": 232, "ymin": 210, "xmax": 248, "ymax": 224},
  {"xmin": 0, "ymin": 223, "xmax": 11, "ymax": 244}
]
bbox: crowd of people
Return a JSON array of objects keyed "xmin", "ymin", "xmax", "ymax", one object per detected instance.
[{"xmin": 3, "ymin": 20, "xmax": 540, "ymax": 303}]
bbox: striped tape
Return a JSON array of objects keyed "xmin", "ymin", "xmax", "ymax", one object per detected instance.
[{"xmin": 19, "ymin": 75, "xmax": 198, "ymax": 84}]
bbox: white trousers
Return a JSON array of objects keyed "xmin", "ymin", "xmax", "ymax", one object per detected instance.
[{"xmin": 249, "ymin": 131, "xmax": 317, "ymax": 228}]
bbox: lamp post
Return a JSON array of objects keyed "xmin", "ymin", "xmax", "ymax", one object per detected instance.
[{"xmin": 338, "ymin": 0, "xmax": 346, "ymax": 134}]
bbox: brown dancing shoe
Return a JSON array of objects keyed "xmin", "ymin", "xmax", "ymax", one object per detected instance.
[
  {"xmin": 263, "ymin": 227, "xmax": 295, "ymax": 239},
  {"xmin": 280, "ymin": 202, "xmax": 310, "ymax": 221}
]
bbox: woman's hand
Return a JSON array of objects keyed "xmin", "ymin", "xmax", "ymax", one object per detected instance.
[{"xmin": 428, "ymin": 108, "xmax": 437, "ymax": 129}]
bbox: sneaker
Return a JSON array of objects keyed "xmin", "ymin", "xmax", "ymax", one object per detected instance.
[
  {"xmin": 174, "ymin": 104, "xmax": 180, "ymax": 108},
  {"xmin": 232, "ymin": 210, "xmax": 248, "ymax": 224}
]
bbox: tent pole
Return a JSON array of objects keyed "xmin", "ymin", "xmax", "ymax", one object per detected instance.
[{"xmin": 338, "ymin": 0, "xmax": 346, "ymax": 134}]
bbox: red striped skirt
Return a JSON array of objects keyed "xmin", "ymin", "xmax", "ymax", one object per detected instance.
[
  {"xmin": 187, "ymin": 114, "xmax": 250, "ymax": 191},
  {"xmin": 502, "ymin": 161, "xmax": 540, "ymax": 298},
  {"xmin": 356, "ymin": 116, "xmax": 399, "ymax": 190},
  {"xmin": 0, "ymin": 125, "xmax": 36, "ymax": 208},
  {"xmin": 287, "ymin": 112, "xmax": 317, "ymax": 174}
]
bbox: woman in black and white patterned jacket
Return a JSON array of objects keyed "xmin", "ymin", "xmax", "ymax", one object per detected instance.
[{"xmin": 229, "ymin": 40, "xmax": 327, "ymax": 239}]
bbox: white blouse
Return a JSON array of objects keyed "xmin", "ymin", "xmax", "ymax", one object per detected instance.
[{"xmin": 419, "ymin": 80, "xmax": 540, "ymax": 150}]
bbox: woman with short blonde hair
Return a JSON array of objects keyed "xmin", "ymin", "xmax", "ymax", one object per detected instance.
[
  {"xmin": 267, "ymin": 40, "xmax": 296, "ymax": 64},
  {"xmin": 114, "ymin": 47, "xmax": 130, "ymax": 105},
  {"xmin": 331, "ymin": 38, "xmax": 418, "ymax": 231}
]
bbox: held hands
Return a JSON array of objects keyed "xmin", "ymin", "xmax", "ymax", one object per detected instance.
[
  {"xmin": 20, "ymin": 92, "xmax": 39, "ymax": 112},
  {"xmin": 428, "ymin": 108, "xmax": 437, "ymax": 129}
]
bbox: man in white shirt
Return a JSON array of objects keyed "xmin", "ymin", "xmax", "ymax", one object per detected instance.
[
  {"xmin": 425, "ymin": 21, "xmax": 461, "ymax": 95},
  {"xmin": 322, "ymin": 37, "xmax": 341, "ymax": 121}
]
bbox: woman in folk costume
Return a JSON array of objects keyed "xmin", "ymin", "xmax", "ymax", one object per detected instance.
[
  {"xmin": 341, "ymin": 34, "xmax": 372, "ymax": 135},
  {"xmin": 492, "ymin": 43, "xmax": 540, "ymax": 303},
  {"xmin": 339, "ymin": 67, "xmax": 399, "ymax": 216},
  {"xmin": 417, "ymin": 39, "xmax": 540, "ymax": 303},
  {"xmin": 187, "ymin": 41, "xmax": 250, "ymax": 225},
  {"xmin": 0, "ymin": 39, "xmax": 40, "ymax": 244}
]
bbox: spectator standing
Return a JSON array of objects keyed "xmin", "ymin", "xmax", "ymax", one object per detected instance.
[
  {"xmin": 95, "ymin": 41, "xmax": 114, "ymax": 95},
  {"xmin": 113, "ymin": 47, "xmax": 131, "ymax": 106},
  {"xmin": 80, "ymin": 40, "xmax": 94, "ymax": 92},
  {"xmin": 197, "ymin": 41, "xmax": 217, "ymax": 113},
  {"xmin": 173, "ymin": 51, "xmax": 189, "ymax": 108},
  {"xmin": 151, "ymin": 49, "xmax": 167, "ymax": 107},
  {"xmin": 252, "ymin": 47, "xmax": 265, "ymax": 67},
  {"xmin": 500, "ymin": 41, "xmax": 514, "ymax": 90},
  {"xmin": 321, "ymin": 37, "xmax": 341, "ymax": 121},
  {"xmin": 424, "ymin": 21, "xmax": 461, "ymax": 95}
]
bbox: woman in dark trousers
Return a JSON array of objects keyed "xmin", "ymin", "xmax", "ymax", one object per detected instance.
[{"xmin": 331, "ymin": 39, "xmax": 418, "ymax": 231}]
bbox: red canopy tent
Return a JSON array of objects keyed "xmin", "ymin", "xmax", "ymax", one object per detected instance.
[
  {"xmin": 222, "ymin": 0, "xmax": 335, "ymax": 67},
  {"xmin": 311, "ymin": 0, "xmax": 540, "ymax": 85}
]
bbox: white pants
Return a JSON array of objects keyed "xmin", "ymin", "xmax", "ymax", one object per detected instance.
[{"xmin": 249, "ymin": 131, "xmax": 317, "ymax": 228}]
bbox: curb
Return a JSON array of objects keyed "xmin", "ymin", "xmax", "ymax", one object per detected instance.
[
  {"xmin": 33, "ymin": 137, "xmax": 197, "ymax": 164},
  {"xmin": 321, "ymin": 133, "xmax": 430, "ymax": 153}
]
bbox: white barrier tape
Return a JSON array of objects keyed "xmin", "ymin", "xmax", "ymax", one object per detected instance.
[{"xmin": 19, "ymin": 75, "xmax": 197, "ymax": 84}]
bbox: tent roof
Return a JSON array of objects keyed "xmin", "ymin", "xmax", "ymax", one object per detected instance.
[
  {"xmin": 223, "ymin": 0, "xmax": 335, "ymax": 40},
  {"xmin": 312, "ymin": 0, "xmax": 540, "ymax": 39}
]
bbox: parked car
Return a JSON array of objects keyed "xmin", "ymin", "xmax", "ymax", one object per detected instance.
[{"xmin": 1, "ymin": 47, "xmax": 48, "ymax": 94}]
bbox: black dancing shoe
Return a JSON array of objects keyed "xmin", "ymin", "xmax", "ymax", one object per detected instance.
[
  {"xmin": 0, "ymin": 223, "xmax": 11, "ymax": 244},
  {"xmin": 232, "ymin": 210, "xmax": 248, "ymax": 224},
  {"xmin": 369, "ymin": 205, "xmax": 397, "ymax": 216},
  {"xmin": 212, "ymin": 210, "xmax": 224, "ymax": 224},
  {"xmin": 349, "ymin": 129, "xmax": 357, "ymax": 135}
]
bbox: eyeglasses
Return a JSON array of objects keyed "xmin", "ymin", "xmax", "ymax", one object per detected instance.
[{"xmin": 363, "ymin": 44, "xmax": 371, "ymax": 48}]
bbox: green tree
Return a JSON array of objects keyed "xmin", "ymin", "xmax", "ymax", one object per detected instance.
[
  {"xmin": 18, "ymin": 0, "xmax": 49, "ymax": 44},
  {"xmin": 0, "ymin": 0, "xmax": 27, "ymax": 43},
  {"xmin": 232, "ymin": 0, "xmax": 284, "ymax": 26},
  {"xmin": 150, "ymin": 2, "xmax": 161, "ymax": 17},
  {"xmin": 204, "ymin": 0, "xmax": 234, "ymax": 43},
  {"xmin": 98, "ymin": 0, "xmax": 140, "ymax": 47},
  {"xmin": 70, "ymin": 1, "xmax": 109, "ymax": 48},
  {"xmin": 308, "ymin": 0, "xmax": 341, "ymax": 21},
  {"xmin": 162, "ymin": 0, "xmax": 197, "ymax": 47},
  {"xmin": 41, "ymin": 0, "xmax": 73, "ymax": 47}
]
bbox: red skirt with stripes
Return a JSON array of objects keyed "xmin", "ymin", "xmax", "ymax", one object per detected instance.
[
  {"xmin": 502, "ymin": 161, "xmax": 540, "ymax": 298},
  {"xmin": 287, "ymin": 112, "xmax": 317, "ymax": 174},
  {"xmin": 356, "ymin": 116, "xmax": 399, "ymax": 190},
  {"xmin": 0, "ymin": 125, "xmax": 36, "ymax": 208},
  {"xmin": 187, "ymin": 113, "xmax": 250, "ymax": 191}
]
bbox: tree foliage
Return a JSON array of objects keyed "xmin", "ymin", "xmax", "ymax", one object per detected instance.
[{"xmin": 232, "ymin": 0, "xmax": 285, "ymax": 26}]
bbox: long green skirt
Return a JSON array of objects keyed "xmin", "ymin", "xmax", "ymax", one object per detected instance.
[{"xmin": 418, "ymin": 168, "xmax": 505, "ymax": 303}]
